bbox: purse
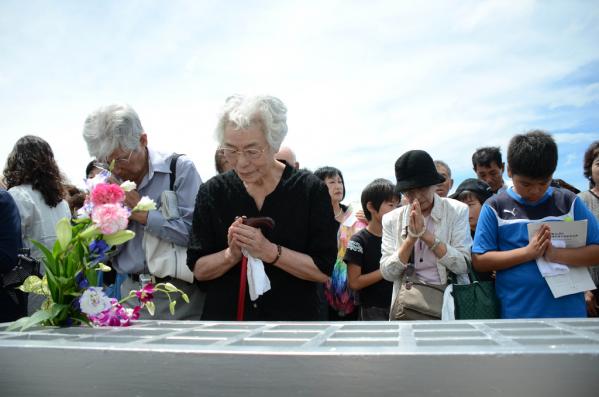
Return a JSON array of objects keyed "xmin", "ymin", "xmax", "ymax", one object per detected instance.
[
  {"xmin": 390, "ymin": 280, "xmax": 447, "ymax": 320},
  {"xmin": 389, "ymin": 214, "xmax": 449, "ymax": 321},
  {"xmin": 451, "ymin": 262, "xmax": 500, "ymax": 319},
  {"xmin": 142, "ymin": 154, "xmax": 194, "ymax": 283}
]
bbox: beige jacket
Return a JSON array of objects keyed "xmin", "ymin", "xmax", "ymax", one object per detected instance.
[{"xmin": 380, "ymin": 194, "xmax": 472, "ymax": 305}]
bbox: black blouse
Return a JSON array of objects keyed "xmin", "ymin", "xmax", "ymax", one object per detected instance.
[{"xmin": 187, "ymin": 165, "xmax": 338, "ymax": 320}]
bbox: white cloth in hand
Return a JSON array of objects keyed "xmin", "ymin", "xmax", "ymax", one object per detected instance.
[
  {"xmin": 242, "ymin": 249, "xmax": 271, "ymax": 301},
  {"xmin": 537, "ymin": 240, "xmax": 569, "ymax": 277}
]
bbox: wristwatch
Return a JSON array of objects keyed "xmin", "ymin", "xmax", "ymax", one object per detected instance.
[{"xmin": 429, "ymin": 236, "xmax": 442, "ymax": 251}]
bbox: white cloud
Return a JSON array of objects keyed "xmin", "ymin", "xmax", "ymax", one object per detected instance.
[
  {"xmin": 554, "ymin": 132, "xmax": 599, "ymax": 145},
  {"xmin": 0, "ymin": 0, "xmax": 598, "ymax": 200}
]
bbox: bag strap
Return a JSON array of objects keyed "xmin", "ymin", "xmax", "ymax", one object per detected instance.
[
  {"xmin": 169, "ymin": 153, "xmax": 183, "ymax": 191},
  {"xmin": 466, "ymin": 258, "xmax": 479, "ymax": 283}
]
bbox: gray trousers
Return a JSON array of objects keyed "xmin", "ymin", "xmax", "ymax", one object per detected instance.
[{"xmin": 120, "ymin": 276, "xmax": 205, "ymax": 320}]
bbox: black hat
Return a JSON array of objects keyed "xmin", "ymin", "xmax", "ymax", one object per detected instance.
[
  {"xmin": 395, "ymin": 150, "xmax": 446, "ymax": 192},
  {"xmin": 450, "ymin": 178, "xmax": 493, "ymax": 202}
]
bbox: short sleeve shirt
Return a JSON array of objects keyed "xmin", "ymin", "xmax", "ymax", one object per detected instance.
[
  {"xmin": 343, "ymin": 228, "xmax": 393, "ymax": 308},
  {"xmin": 473, "ymin": 186, "xmax": 599, "ymax": 319}
]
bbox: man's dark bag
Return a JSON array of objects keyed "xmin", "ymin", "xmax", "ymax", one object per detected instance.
[{"xmin": 451, "ymin": 261, "xmax": 500, "ymax": 319}]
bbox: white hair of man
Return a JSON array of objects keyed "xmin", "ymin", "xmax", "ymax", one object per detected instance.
[
  {"xmin": 215, "ymin": 95, "xmax": 288, "ymax": 152},
  {"xmin": 434, "ymin": 159, "xmax": 452, "ymax": 178},
  {"xmin": 82, "ymin": 103, "xmax": 144, "ymax": 161}
]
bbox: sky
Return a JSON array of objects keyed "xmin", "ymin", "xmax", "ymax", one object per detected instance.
[{"xmin": 1, "ymin": 0, "xmax": 598, "ymax": 204}]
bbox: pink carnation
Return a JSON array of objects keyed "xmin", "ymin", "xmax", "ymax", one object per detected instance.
[
  {"xmin": 91, "ymin": 203, "xmax": 129, "ymax": 235},
  {"xmin": 90, "ymin": 183, "xmax": 125, "ymax": 206}
]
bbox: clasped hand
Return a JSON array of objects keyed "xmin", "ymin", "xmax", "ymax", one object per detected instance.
[
  {"xmin": 527, "ymin": 224, "xmax": 556, "ymax": 261},
  {"xmin": 407, "ymin": 199, "xmax": 426, "ymax": 237},
  {"xmin": 227, "ymin": 217, "xmax": 273, "ymax": 262}
]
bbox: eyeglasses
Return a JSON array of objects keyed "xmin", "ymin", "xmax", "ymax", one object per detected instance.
[
  {"xmin": 98, "ymin": 150, "xmax": 134, "ymax": 169},
  {"xmin": 219, "ymin": 147, "xmax": 266, "ymax": 161}
]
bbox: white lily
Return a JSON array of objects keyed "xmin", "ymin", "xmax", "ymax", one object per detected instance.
[
  {"xmin": 120, "ymin": 180, "xmax": 137, "ymax": 192},
  {"xmin": 132, "ymin": 196, "xmax": 157, "ymax": 212}
]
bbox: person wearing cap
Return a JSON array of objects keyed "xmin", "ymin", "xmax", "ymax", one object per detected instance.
[
  {"xmin": 380, "ymin": 150, "xmax": 471, "ymax": 320},
  {"xmin": 451, "ymin": 178, "xmax": 494, "ymax": 282},
  {"xmin": 450, "ymin": 178, "xmax": 493, "ymax": 236}
]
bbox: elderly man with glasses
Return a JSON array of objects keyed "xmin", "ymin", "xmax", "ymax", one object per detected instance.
[{"xmin": 82, "ymin": 103, "xmax": 204, "ymax": 320}]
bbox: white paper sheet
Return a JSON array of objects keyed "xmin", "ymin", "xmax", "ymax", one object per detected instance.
[
  {"xmin": 544, "ymin": 267, "xmax": 596, "ymax": 298},
  {"xmin": 527, "ymin": 220, "xmax": 594, "ymax": 298}
]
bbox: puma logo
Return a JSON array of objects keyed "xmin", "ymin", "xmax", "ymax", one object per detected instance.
[{"xmin": 503, "ymin": 208, "xmax": 517, "ymax": 217}]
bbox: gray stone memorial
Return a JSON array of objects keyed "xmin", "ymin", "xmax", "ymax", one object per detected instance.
[{"xmin": 1, "ymin": 318, "xmax": 598, "ymax": 396}]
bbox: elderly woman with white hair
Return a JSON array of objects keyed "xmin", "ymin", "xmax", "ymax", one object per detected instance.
[
  {"xmin": 187, "ymin": 95, "xmax": 338, "ymax": 321},
  {"xmin": 82, "ymin": 103, "xmax": 204, "ymax": 320}
]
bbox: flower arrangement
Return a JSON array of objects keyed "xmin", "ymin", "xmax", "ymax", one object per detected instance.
[{"xmin": 8, "ymin": 169, "xmax": 188, "ymax": 331}]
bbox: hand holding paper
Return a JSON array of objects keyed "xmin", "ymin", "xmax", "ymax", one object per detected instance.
[
  {"xmin": 526, "ymin": 223, "xmax": 551, "ymax": 260},
  {"xmin": 527, "ymin": 220, "xmax": 594, "ymax": 298}
]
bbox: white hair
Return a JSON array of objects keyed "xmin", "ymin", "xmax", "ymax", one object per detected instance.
[
  {"xmin": 215, "ymin": 95, "xmax": 288, "ymax": 152},
  {"xmin": 82, "ymin": 103, "xmax": 144, "ymax": 161},
  {"xmin": 434, "ymin": 160, "xmax": 452, "ymax": 178}
]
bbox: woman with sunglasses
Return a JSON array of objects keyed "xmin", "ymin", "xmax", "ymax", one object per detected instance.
[{"xmin": 187, "ymin": 95, "xmax": 338, "ymax": 321}]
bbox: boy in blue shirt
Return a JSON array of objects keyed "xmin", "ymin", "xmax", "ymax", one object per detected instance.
[{"xmin": 472, "ymin": 130, "xmax": 599, "ymax": 318}]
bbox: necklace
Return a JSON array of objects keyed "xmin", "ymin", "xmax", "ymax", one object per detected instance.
[{"xmin": 334, "ymin": 208, "xmax": 343, "ymax": 218}]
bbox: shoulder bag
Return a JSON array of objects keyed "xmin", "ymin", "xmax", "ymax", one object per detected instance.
[{"xmin": 142, "ymin": 154, "xmax": 194, "ymax": 283}]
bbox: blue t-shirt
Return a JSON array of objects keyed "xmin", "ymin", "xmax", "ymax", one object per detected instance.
[{"xmin": 472, "ymin": 186, "xmax": 599, "ymax": 319}]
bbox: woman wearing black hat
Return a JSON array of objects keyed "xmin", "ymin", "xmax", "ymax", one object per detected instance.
[{"xmin": 380, "ymin": 150, "xmax": 471, "ymax": 320}]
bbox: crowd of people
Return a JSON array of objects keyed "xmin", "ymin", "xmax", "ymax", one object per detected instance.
[{"xmin": 1, "ymin": 95, "xmax": 598, "ymax": 323}]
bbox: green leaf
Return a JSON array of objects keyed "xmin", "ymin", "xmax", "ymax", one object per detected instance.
[
  {"xmin": 44, "ymin": 266, "xmax": 61, "ymax": 303},
  {"xmin": 7, "ymin": 309, "xmax": 54, "ymax": 331},
  {"xmin": 17, "ymin": 275, "xmax": 44, "ymax": 294},
  {"xmin": 31, "ymin": 240, "xmax": 57, "ymax": 275},
  {"xmin": 49, "ymin": 303, "xmax": 70, "ymax": 325},
  {"xmin": 169, "ymin": 300, "xmax": 176, "ymax": 315},
  {"xmin": 55, "ymin": 217, "xmax": 72, "ymax": 250},
  {"xmin": 6, "ymin": 316, "xmax": 29, "ymax": 331},
  {"xmin": 41, "ymin": 297, "xmax": 52, "ymax": 310},
  {"xmin": 55, "ymin": 276, "xmax": 74, "ymax": 287},
  {"xmin": 103, "ymin": 230, "xmax": 135, "ymax": 246},
  {"xmin": 78, "ymin": 225, "xmax": 100, "ymax": 240},
  {"xmin": 52, "ymin": 240, "xmax": 62, "ymax": 257},
  {"xmin": 84, "ymin": 268, "xmax": 98, "ymax": 287}
]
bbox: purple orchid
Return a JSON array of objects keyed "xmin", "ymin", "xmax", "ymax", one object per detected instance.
[
  {"xmin": 89, "ymin": 299, "xmax": 141, "ymax": 327},
  {"xmin": 135, "ymin": 283, "xmax": 155, "ymax": 303}
]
